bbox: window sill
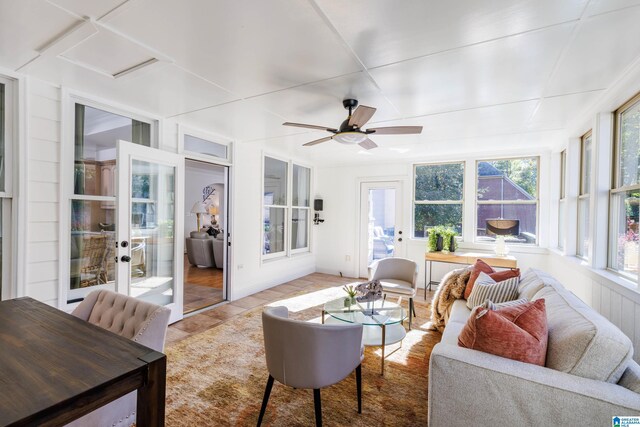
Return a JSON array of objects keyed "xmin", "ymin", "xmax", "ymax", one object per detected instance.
[
  {"xmin": 261, "ymin": 250, "xmax": 312, "ymax": 265},
  {"xmin": 458, "ymin": 241, "xmax": 547, "ymax": 255},
  {"xmin": 549, "ymin": 252, "xmax": 640, "ymax": 301},
  {"xmin": 409, "ymin": 238, "xmax": 548, "ymax": 255}
]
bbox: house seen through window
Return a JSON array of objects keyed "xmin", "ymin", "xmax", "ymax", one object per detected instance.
[{"xmin": 476, "ymin": 158, "xmax": 539, "ymax": 244}]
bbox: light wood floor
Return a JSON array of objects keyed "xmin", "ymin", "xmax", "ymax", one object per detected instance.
[
  {"xmin": 169, "ymin": 272, "xmax": 438, "ymax": 345},
  {"xmin": 183, "ymin": 254, "xmax": 225, "ymax": 314}
]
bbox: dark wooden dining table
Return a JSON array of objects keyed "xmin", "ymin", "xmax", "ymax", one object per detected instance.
[{"xmin": 0, "ymin": 297, "xmax": 166, "ymax": 426}]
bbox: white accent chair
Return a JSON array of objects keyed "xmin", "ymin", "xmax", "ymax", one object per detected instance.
[
  {"xmin": 67, "ymin": 290, "xmax": 171, "ymax": 427},
  {"xmin": 258, "ymin": 306, "xmax": 364, "ymax": 427},
  {"xmin": 368, "ymin": 257, "xmax": 418, "ymax": 329}
]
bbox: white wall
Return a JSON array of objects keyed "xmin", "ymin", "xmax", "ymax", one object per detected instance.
[
  {"xmin": 315, "ymin": 158, "xmax": 550, "ymax": 285},
  {"xmin": 228, "ymin": 142, "xmax": 316, "ymax": 300},
  {"xmin": 26, "ymin": 78, "xmax": 61, "ymax": 306}
]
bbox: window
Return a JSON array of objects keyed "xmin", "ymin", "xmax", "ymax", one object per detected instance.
[
  {"xmin": 69, "ymin": 103, "xmax": 153, "ymax": 299},
  {"xmin": 577, "ymin": 131, "xmax": 592, "ymax": 259},
  {"xmin": 183, "ymin": 133, "xmax": 228, "ymax": 160},
  {"xmin": 558, "ymin": 150, "xmax": 566, "ymax": 250},
  {"xmin": 263, "ymin": 156, "xmax": 310, "ymax": 258},
  {"xmin": 476, "ymin": 158, "xmax": 539, "ymax": 244},
  {"xmin": 0, "ymin": 76, "xmax": 13, "ymax": 300},
  {"xmin": 610, "ymin": 94, "xmax": 640, "ymax": 280},
  {"xmin": 291, "ymin": 164, "xmax": 310, "ymax": 252},
  {"xmin": 413, "ymin": 162, "xmax": 464, "ymax": 238}
]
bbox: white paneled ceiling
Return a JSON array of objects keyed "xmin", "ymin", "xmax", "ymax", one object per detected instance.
[
  {"xmin": 2, "ymin": 0, "xmax": 640, "ymax": 165},
  {"xmin": 47, "ymin": 0, "xmax": 129, "ymax": 20},
  {"xmin": 314, "ymin": 0, "xmax": 589, "ymax": 68},
  {"xmin": 0, "ymin": 0, "xmax": 81, "ymax": 70}
]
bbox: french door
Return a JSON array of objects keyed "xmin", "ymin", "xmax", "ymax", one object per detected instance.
[
  {"xmin": 359, "ymin": 181, "xmax": 404, "ymax": 278},
  {"xmin": 116, "ymin": 141, "xmax": 184, "ymax": 322}
]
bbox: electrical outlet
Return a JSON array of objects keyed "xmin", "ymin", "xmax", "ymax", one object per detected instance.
[
  {"xmin": 237, "ymin": 264, "xmax": 244, "ymax": 269},
  {"xmin": 345, "ymin": 255, "xmax": 351, "ymax": 261}
]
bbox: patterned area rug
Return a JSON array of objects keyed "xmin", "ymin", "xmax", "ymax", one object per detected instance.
[{"xmin": 165, "ymin": 285, "xmax": 439, "ymax": 426}]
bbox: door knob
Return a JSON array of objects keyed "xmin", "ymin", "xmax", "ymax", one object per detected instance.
[
  {"xmin": 121, "ymin": 255, "xmax": 131, "ymax": 262},
  {"xmin": 398, "ymin": 237, "xmax": 403, "ymax": 242}
]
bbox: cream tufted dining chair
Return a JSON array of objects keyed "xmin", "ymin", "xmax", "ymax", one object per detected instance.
[
  {"xmin": 258, "ymin": 306, "xmax": 364, "ymax": 427},
  {"xmin": 67, "ymin": 290, "xmax": 171, "ymax": 427}
]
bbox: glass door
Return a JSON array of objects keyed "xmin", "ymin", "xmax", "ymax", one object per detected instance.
[
  {"xmin": 359, "ymin": 181, "xmax": 404, "ymax": 278},
  {"xmin": 117, "ymin": 140, "xmax": 184, "ymax": 322}
]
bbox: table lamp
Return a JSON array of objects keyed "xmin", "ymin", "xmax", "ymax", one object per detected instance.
[
  {"xmin": 191, "ymin": 201, "xmax": 208, "ymax": 230},
  {"xmin": 486, "ymin": 219, "xmax": 520, "ymax": 257}
]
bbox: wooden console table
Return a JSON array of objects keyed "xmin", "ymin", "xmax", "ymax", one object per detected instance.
[
  {"xmin": 424, "ymin": 252, "xmax": 517, "ymax": 299},
  {"xmin": 0, "ymin": 298, "xmax": 166, "ymax": 426}
]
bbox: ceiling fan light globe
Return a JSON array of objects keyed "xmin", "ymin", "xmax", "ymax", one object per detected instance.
[{"xmin": 333, "ymin": 132, "xmax": 367, "ymax": 144}]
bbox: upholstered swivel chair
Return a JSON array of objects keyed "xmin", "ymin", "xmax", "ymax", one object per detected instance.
[
  {"xmin": 186, "ymin": 231, "xmax": 215, "ymax": 268},
  {"xmin": 258, "ymin": 306, "xmax": 363, "ymax": 427},
  {"xmin": 368, "ymin": 257, "xmax": 418, "ymax": 329},
  {"xmin": 67, "ymin": 290, "xmax": 171, "ymax": 427}
]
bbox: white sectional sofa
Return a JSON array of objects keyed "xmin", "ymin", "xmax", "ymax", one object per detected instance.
[{"xmin": 428, "ymin": 269, "xmax": 640, "ymax": 426}]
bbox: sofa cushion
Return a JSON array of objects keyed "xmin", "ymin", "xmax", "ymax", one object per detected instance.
[
  {"xmin": 448, "ymin": 299, "xmax": 472, "ymax": 324},
  {"xmin": 517, "ymin": 268, "xmax": 547, "ymax": 300},
  {"xmin": 532, "ymin": 286, "xmax": 633, "ymax": 383},
  {"xmin": 458, "ymin": 299, "xmax": 548, "ymax": 366},
  {"xmin": 618, "ymin": 361, "xmax": 640, "ymax": 393},
  {"xmin": 464, "ymin": 259, "xmax": 495, "ymax": 299},
  {"xmin": 441, "ymin": 319, "xmax": 466, "ymax": 346},
  {"xmin": 466, "ymin": 272, "xmax": 519, "ymax": 309}
]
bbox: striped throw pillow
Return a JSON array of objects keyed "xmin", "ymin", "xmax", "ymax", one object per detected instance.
[
  {"xmin": 466, "ymin": 272, "xmax": 520, "ymax": 309},
  {"xmin": 482, "ymin": 298, "xmax": 529, "ymax": 311}
]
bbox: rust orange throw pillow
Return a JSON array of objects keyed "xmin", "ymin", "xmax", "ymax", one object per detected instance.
[
  {"xmin": 464, "ymin": 259, "xmax": 520, "ymax": 299},
  {"xmin": 458, "ymin": 299, "xmax": 548, "ymax": 366}
]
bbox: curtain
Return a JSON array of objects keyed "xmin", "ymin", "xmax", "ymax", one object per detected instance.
[{"xmin": 74, "ymin": 104, "xmax": 85, "ymax": 194}]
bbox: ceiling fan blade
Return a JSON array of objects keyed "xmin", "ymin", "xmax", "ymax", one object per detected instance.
[
  {"xmin": 367, "ymin": 126, "xmax": 423, "ymax": 135},
  {"xmin": 349, "ymin": 105, "xmax": 377, "ymax": 127},
  {"xmin": 358, "ymin": 138, "xmax": 378, "ymax": 150},
  {"xmin": 303, "ymin": 136, "xmax": 333, "ymax": 147},
  {"xmin": 283, "ymin": 122, "xmax": 337, "ymax": 133}
]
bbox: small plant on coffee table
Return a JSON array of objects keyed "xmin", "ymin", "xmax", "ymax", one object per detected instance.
[{"xmin": 342, "ymin": 285, "xmax": 357, "ymax": 307}]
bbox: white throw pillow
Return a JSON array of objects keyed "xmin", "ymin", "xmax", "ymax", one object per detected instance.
[{"xmin": 466, "ymin": 272, "xmax": 520, "ymax": 309}]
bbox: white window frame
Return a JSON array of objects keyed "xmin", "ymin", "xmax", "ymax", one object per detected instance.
[
  {"xmin": 177, "ymin": 124, "xmax": 232, "ymax": 165},
  {"xmin": 261, "ymin": 154, "xmax": 312, "ymax": 261},
  {"xmin": 0, "ymin": 74, "xmax": 16, "ymax": 300},
  {"xmin": 59, "ymin": 90, "xmax": 160, "ymax": 309},
  {"xmin": 475, "ymin": 156, "xmax": 540, "ymax": 245},
  {"xmin": 608, "ymin": 93, "xmax": 640, "ymax": 282},
  {"xmin": 577, "ymin": 131, "xmax": 592, "ymax": 259},
  {"xmin": 290, "ymin": 163, "xmax": 311, "ymax": 255},
  {"xmin": 412, "ymin": 161, "xmax": 465, "ymax": 239},
  {"xmin": 558, "ymin": 149, "xmax": 567, "ymax": 250}
]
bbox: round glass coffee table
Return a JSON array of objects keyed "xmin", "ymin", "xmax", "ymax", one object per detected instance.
[{"xmin": 322, "ymin": 297, "xmax": 407, "ymax": 375}]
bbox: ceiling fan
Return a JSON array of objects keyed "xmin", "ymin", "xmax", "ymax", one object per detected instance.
[{"xmin": 283, "ymin": 99, "xmax": 423, "ymax": 149}]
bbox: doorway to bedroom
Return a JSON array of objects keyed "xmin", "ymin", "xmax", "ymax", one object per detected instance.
[{"xmin": 184, "ymin": 159, "xmax": 229, "ymax": 313}]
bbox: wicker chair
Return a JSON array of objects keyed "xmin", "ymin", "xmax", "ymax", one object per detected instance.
[{"xmin": 79, "ymin": 234, "xmax": 109, "ymax": 288}]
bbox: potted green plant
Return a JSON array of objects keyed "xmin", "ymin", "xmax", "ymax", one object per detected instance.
[
  {"xmin": 427, "ymin": 226, "xmax": 458, "ymax": 253},
  {"xmin": 342, "ymin": 285, "xmax": 357, "ymax": 307}
]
